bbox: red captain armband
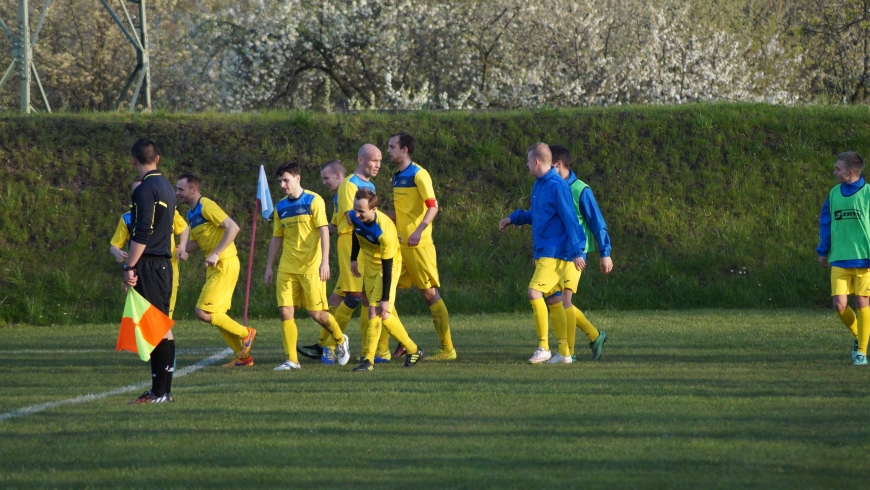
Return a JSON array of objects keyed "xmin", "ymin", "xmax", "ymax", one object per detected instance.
[{"xmin": 424, "ymin": 199, "xmax": 438, "ymax": 208}]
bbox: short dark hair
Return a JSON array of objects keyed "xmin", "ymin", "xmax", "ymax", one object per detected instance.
[
  {"xmin": 839, "ymin": 151, "xmax": 865, "ymax": 173},
  {"xmin": 320, "ymin": 159, "xmax": 346, "ymax": 176},
  {"xmin": 549, "ymin": 145, "xmax": 571, "ymax": 169},
  {"xmin": 355, "ymin": 188, "xmax": 378, "ymax": 208},
  {"xmin": 276, "ymin": 161, "xmax": 301, "ymax": 178},
  {"xmin": 391, "ymin": 132, "xmax": 415, "ymax": 154},
  {"xmin": 178, "ymin": 172, "xmax": 200, "ymax": 189},
  {"xmin": 131, "ymin": 138, "xmax": 159, "ymax": 164}
]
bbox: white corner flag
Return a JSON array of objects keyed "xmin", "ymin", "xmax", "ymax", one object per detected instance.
[{"xmin": 257, "ymin": 165, "xmax": 274, "ymax": 220}]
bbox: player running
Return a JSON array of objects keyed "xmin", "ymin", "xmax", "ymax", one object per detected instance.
[
  {"xmin": 499, "ymin": 143, "xmax": 587, "ymax": 364},
  {"xmin": 111, "ymin": 175, "xmax": 189, "ymax": 319},
  {"xmin": 299, "ymin": 146, "xmax": 392, "ymax": 363},
  {"xmin": 387, "ymin": 132, "xmax": 455, "ymax": 361},
  {"xmin": 265, "ymin": 162, "xmax": 349, "ymax": 369},
  {"xmin": 817, "ymin": 151, "xmax": 870, "ymax": 365},
  {"xmin": 547, "ymin": 145, "xmax": 610, "ymax": 361},
  {"xmin": 175, "ymin": 173, "xmax": 257, "ymax": 367},
  {"xmin": 350, "ymin": 189, "xmax": 424, "ymax": 372}
]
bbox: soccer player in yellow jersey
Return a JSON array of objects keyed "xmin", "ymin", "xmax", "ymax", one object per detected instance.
[
  {"xmin": 175, "ymin": 173, "xmax": 258, "ymax": 367},
  {"xmin": 299, "ymin": 146, "xmax": 393, "ymax": 363},
  {"xmin": 350, "ymin": 189, "xmax": 424, "ymax": 372},
  {"xmin": 386, "ymin": 132, "xmax": 455, "ymax": 361},
  {"xmin": 265, "ymin": 161, "xmax": 349, "ymax": 369},
  {"xmin": 110, "ymin": 175, "xmax": 189, "ymax": 319}
]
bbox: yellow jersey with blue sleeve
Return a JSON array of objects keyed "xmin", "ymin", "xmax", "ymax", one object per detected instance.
[
  {"xmin": 188, "ymin": 197, "xmax": 237, "ymax": 260},
  {"xmin": 351, "ymin": 210, "xmax": 402, "ymax": 304},
  {"xmin": 112, "ymin": 210, "xmax": 187, "ymax": 259},
  {"xmin": 336, "ymin": 174, "xmax": 376, "ymax": 236},
  {"xmin": 392, "ymin": 162, "xmax": 437, "ymax": 247},
  {"xmin": 273, "ymin": 190, "xmax": 328, "ymax": 274}
]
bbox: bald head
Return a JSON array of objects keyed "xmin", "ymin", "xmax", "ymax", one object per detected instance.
[{"xmin": 357, "ymin": 144, "xmax": 382, "ymax": 179}]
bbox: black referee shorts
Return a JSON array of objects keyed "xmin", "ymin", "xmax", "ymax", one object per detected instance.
[{"xmin": 133, "ymin": 256, "xmax": 173, "ymax": 316}]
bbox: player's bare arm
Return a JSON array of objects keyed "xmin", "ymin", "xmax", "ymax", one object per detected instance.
[
  {"xmin": 600, "ymin": 256, "xmax": 613, "ymax": 274},
  {"xmin": 177, "ymin": 226, "xmax": 190, "ymax": 261},
  {"xmin": 498, "ymin": 217, "xmax": 512, "ymax": 232},
  {"xmin": 264, "ymin": 236, "xmax": 282, "ymax": 284},
  {"xmin": 408, "ymin": 206, "xmax": 438, "ymax": 246},
  {"xmin": 318, "ymin": 225, "xmax": 330, "ymax": 281},
  {"xmin": 206, "ymin": 217, "xmax": 240, "ymax": 267}
]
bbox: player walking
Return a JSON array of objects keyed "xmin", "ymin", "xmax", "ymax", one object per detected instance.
[
  {"xmin": 175, "ymin": 173, "xmax": 257, "ymax": 367},
  {"xmin": 265, "ymin": 162, "xmax": 349, "ymax": 369},
  {"xmin": 499, "ymin": 143, "xmax": 587, "ymax": 364},
  {"xmin": 548, "ymin": 145, "xmax": 610, "ymax": 361},
  {"xmin": 350, "ymin": 189, "xmax": 424, "ymax": 372},
  {"xmin": 387, "ymin": 132, "xmax": 455, "ymax": 360},
  {"xmin": 817, "ymin": 151, "xmax": 870, "ymax": 365}
]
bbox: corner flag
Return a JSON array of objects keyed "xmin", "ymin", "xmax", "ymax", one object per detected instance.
[
  {"xmin": 116, "ymin": 288, "xmax": 174, "ymax": 362},
  {"xmin": 257, "ymin": 165, "xmax": 274, "ymax": 220}
]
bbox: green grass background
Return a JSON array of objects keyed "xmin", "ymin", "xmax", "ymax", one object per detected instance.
[
  {"xmin": 1, "ymin": 310, "xmax": 868, "ymax": 488},
  {"xmin": 1, "ymin": 104, "xmax": 866, "ymax": 325}
]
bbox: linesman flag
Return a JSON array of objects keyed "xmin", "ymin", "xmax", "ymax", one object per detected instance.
[
  {"xmin": 257, "ymin": 165, "xmax": 274, "ymax": 220},
  {"xmin": 116, "ymin": 288, "xmax": 174, "ymax": 362}
]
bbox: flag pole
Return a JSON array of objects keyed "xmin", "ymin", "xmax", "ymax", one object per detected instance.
[{"xmin": 243, "ymin": 198, "xmax": 259, "ymax": 327}]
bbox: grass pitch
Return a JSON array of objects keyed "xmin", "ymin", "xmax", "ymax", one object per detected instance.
[{"xmin": 1, "ymin": 309, "xmax": 868, "ymax": 488}]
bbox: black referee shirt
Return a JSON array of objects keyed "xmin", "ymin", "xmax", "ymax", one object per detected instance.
[{"xmin": 130, "ymin": 170, "xmax": 176, "ymax": 258}]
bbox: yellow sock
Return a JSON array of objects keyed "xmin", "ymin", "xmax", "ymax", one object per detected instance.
[
  {"xmin": 210, "ymin": 311, "xmax": 249, "ymax": 339},
  {"xmin": 378, "ymin": 322, "xmax": 391, "ymax": 354},
  {"xmin": 857, "ymin": 306, "xmax": 870, "ymax": 356},
  {"xmin": 383, "ymin": 308, "xmax": 418, "ymax": 354},
  {"xmin": 429, "ymin": 299, "xmax": 453, "ymax": 352},
  {"xmin": 323, "ymin": 313, "xmax": 344, "ymax": 342},
  {"xmin": 335, "ymin": 302, "xmax": 355, "ymax": 331},
  {"xmin": 531, "ymin": 298, "xmax": 549, "ymax": 349},
  {"xmin": 549, "ymin": 302, "xmax": 569, "ymax": 357},
  {"xmin": 839, "ymin": 306, "xmax": 859, "ymax": 338},
  {"xmin": 364, "ymin": 316, "xmax": 381, "ymax": 363},
  {"xmin": 281, "ymin": 319, "xmax": 299, "ymax": 363},
  {"xmin": 219, "ymin": 329, "xmax": 242, "ymax": 354},
  {"xmin": 574, "ymin": 305, "xmax": 600, "ymax": 342},
  {"xmin": 318, "ymin": 327, "xmax": 330, "ymax": 347},
  {"xmin": 565, "ymin": 303, "xmax": 576, "ymax": 356},
  {"xmin": 360, "ymin": 308, "xmax": 370, "ymax": 354}
]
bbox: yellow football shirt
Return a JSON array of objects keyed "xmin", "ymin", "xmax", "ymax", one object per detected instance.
[
  {"xmin": 392, "ymin": 162, "xmax": 437, "ymax": 246},
  {"xmin": 187, "ymin": 197, "xmax": 238, "ymax": 260},
  {"xmin": 273, "ymin": 190, "xmax": 329, "ymax": 274},
  {"xmin": 112, "ymin": 210, "xmax": 187, "ymax": 259},
  {"xmin": 351, "ymin": 210, "xmax": 399, "ymax": 271},
  {"xmin": 336, "ymin": 173, "xmax": 376, "ymax": 236}
]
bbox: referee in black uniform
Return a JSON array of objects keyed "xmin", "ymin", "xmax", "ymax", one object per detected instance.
[{"xmin": 123, "ymin": 138, "xmax": 178, "ymax": 404}]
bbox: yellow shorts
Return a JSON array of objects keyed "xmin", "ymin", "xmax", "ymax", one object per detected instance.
[
  {"xmin": 276, "ymin": 269, "xmax": 328, "ymax": 311},
  {"xmin": 529, "ymin": 257, "xmax": 581, "ymax": 294},
  {"xmin": 196, "ymin": 255, "xmax": 240, "ymax": 313},
  {"xmin": 364, "ymin": 257, "xmax": 402, "ymax": 306},
  {"xmin": 169, "ymin": 260, "xmax": 179, "ymax": 319},
  {"xmin": 333, "ymin": 234, "xmax": 364, "ymax": 296},
  {"xmin": 831, "ymin": 266, "xmax": 870, "ymax": 296},
  {"xmin": 544, "ymin": 268, "xmax": 583, "ymax": 297},
  {"xmin": 398, "ymin": 242, "xmax": 441, "ymax": 289}
]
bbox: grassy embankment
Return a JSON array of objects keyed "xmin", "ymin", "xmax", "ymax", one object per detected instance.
[{"xmin": 1, "ymin": 104, "xmax": 866, "ymax": 325}]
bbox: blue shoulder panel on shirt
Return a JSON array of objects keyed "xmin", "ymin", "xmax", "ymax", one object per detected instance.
[
  {"xmin": 350, "ymin": 214, "xmax": 383, "ymax": 245},
  {"xmin": 188, "ymin": 200, "xmax": 206, "ymax": 230},
  {"xmin": 392, "ymin": 163, "xmax": 421, "ymax": 188},
  {"xmin": 122, "ymin": 212, "xmax": 133, "ymax": 233},
  {"xmin": 349, "ymin": 175, "xmax": 376, "ymax": 192},
  {"xmin": 276, "ymin": 193, "xmax": 315, "ymax": 219}
]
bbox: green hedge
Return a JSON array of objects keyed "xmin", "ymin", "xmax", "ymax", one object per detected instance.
[{"xmin": 0, "ymin": 104, "xmax": 862, "ymax": 325}]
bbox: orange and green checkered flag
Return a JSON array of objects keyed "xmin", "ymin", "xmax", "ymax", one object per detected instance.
[{"xmin": 116, "ymin": 288, "xmax": 174, "ymax": 362}]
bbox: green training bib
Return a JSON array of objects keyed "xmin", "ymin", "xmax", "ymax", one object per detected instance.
[
  {"xmin": 828, "ymin": 183, "xmax": 870, "ymax": 262},
  {"xmin": 570, "ymin": 179, "xmax": 595, "ymax": 254}
]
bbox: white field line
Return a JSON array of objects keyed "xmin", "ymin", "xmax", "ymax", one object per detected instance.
[
  {"xmin": 9, "ymin": 348, "xmax": 226, "ymax": 355},
  {"xmin": 0, "ymin": 348, "xmax": 233, "ymax": 423}
]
